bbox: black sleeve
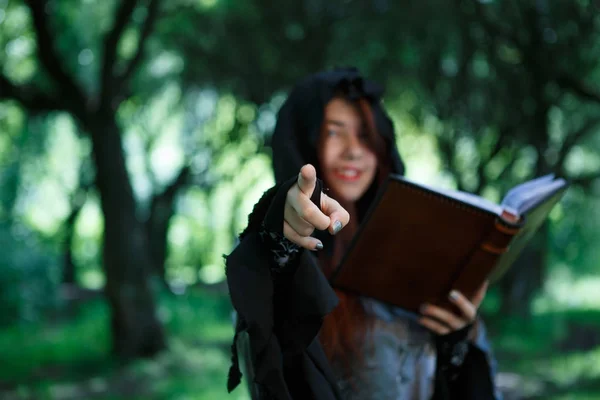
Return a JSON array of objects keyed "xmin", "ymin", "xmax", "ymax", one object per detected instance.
[
  {"xmin": 238, "ymin": 175, "xmax": 325, "ymax": 276},
  {"xmin": 432, "ymin": 324, "xmax": 497, "ymax": 400},
  {"xmin": 225, "ymin": 176, "xmax": 340, "ymax": 400}
]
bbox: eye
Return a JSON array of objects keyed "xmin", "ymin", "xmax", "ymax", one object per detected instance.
[{"xmin": 327, "ymin": 129, "xmax": 338, "ymax": 137}]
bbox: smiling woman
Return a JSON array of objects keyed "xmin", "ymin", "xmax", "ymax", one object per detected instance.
[
  {"xmin": 320, "ymin": 97, "xmax": 379, "ymax": 203},
  {"xmin": 225, "ymin": 68, "xmax": 499, "ymax": 400}
]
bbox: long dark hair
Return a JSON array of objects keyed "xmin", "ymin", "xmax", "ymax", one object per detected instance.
[{"xmin": 316, "ymin": 97, "xmax": 392, "ymax": 368}]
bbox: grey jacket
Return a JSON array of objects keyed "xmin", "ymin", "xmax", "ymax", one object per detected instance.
[{"xmin": 332, "ymin": 298, "xmax": 503, "ymax": 400}]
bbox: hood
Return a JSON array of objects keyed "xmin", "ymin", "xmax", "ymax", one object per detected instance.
[{"xmin": 270, "ymin": 67, "xmax": 405, "ymax": 184}]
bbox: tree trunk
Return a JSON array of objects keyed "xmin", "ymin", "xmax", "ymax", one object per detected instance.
[
  {"xmin": 87, "ymin": 114, "xmax": 165, "ymax": 358},
  {"xmin": 62, "ymin": 191, "xmax": 86, "ymax": 285},
  {"xmin": 146, "ymin": 166, "xmax": 191, "ymax": 285},
  {"xmin": 62, "ymin": 220, "xmax": 77, "ymax": 285},
  {"xmin": 147, "ymin": 198, "xmax": 169, "ymax": 284},
  {"xmin": 498, "ymin": 222, "xmax": 548, "ymax": 316}
]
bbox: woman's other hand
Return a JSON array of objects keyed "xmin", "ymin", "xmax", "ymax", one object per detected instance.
[
  {"xmin": 418, "ymin": 281, "xmax": 489, "ymax": 335},
  {"xmin": 284, "ymin": 164, "xmax": 350, "ymax": 251}
]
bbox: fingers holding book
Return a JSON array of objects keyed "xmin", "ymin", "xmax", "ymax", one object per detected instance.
[
  {"xmin": 418, "ymin": 281, "xmax": 489, "ymax": 335},
  {"xmin": 284, "ymin": 164, "xmax": 350, "ymax": 251},
  {"xmin": 418, "ymin": 304, "xmax": 469, "ymax": 335}
]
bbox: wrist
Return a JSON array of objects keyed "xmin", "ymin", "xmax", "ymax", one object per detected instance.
[{"xmin": 435, "ymin": 323, "xmax": 473, "ymax": 371}]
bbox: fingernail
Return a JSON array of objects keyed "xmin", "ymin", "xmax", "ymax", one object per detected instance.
[
  {"xmin": 332, "ymin": 221, "xmax": 343, "ymax": 234},
  {"xmin": 449, "ymin": 290, "xmax": 459, "ymax": 300},
  {"xmin": 315, "ymin": 242, "xmax": 324, "ymax": 251}
]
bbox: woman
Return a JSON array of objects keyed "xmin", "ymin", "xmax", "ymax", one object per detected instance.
[{"xmin": 226, "ymin": 68, "xmax": 501, "ymax": 399}]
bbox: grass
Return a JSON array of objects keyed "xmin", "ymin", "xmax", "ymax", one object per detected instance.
[
  {"xmin": 485, "ymin": 309, "xmax": 600, "ymax": 398},
  {"xmin": 1, "ymin": 290, "xmax": 600, "ymax": 399},
  {"xmin": 0, "ymin": 290, "xmax": 250, "ymax": 400},
  {"xmin": 0, "ymin": 301, "xmax": 112, "ymax": 384}
]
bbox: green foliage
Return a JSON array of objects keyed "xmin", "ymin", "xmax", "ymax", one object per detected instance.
[
  {"xmin": 549, "ymin": 187, "xmax": 600, "ymax": 274},
  {"xmin": 0, "ymin": 222, "xmax": 60, "ymax": 327},
  {"xmin": 0, "ymin": 291, "xmax": 248, "ymax": 400},
  {"xmin": 0, "ymin": 300, "xmax": 110, "ymax": 383}
]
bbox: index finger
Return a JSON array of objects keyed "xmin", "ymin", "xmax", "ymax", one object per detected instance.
[
  {"xmin": 448, "ymin": 290, "xmax": 477, "ymax": 322},
  {"xmin": 297, "ymin": 164, "xmax": 317, "ymax": 197}
]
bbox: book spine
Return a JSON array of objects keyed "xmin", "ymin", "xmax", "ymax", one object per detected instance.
[{"xmin": 440, "ymin": 218, "xmax": 522, "ymax": 308}]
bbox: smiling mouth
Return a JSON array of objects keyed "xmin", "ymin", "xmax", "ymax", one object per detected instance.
[{"xmin": 333, "ymin": 168, "xmax": 362, "ymax": 182}]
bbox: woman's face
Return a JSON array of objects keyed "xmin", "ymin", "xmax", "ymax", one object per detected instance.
[{"xmin": 321, "ymin": 97, "xmax": 378, "ymax": 203}]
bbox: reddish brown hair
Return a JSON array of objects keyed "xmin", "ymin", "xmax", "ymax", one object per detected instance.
[{"xmin": 316, "ymin": 97, "xmax": 392, "ymax": 369}]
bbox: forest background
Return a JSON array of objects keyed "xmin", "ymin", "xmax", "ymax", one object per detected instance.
[{"xmin": 1, "ymin": 0, "xmax": 600, "ymax": 399}]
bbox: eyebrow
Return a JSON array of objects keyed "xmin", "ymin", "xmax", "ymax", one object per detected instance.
[{"xmin": 325, "ymin": 119, "xmax": 347, "ymax": 128}]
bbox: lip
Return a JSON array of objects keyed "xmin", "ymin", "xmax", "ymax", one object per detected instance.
[{"xmin": 332, "ymin": 167, "xmax": 363, "ymax": 183}]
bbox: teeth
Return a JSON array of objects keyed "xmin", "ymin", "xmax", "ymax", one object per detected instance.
[{"xmin": 340, "ymin": 169, "xmax": 358, "ymax": 177}]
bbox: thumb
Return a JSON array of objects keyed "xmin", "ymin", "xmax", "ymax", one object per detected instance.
[
  {"xmin": 472, "ymin": 280, "xmax": 489, "ymax": 308},
  {"xmin": 297, "ymin": 164, "xmax": 318, "ymax": 197}
]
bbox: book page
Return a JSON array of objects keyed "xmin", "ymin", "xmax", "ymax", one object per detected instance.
[
  {"xmin": 396, "ymin": 175, "xmax": 566, "ymax": 219},
  {"xmin": 414, "ymin": 182, "xmax": 504, "ymax": 215},
  {"xmin": 502, "ymin": 176, "xmax": 567, "ymax": 214},
  {"xmin": 501, "ymin": 174, "xmax": 556, "ymax": 207}
]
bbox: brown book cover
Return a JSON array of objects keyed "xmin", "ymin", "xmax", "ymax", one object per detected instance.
[{"xmin": 329, "ymin": 174, "xmax": 568, "ymax": 314}]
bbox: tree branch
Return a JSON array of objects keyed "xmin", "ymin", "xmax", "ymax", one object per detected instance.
[
  {"xmin": 556, "ymin": 74, "xmax": 600, "ymax": 104},
  {"xmin": 146, "ymin": 164, "xmax": 191, "ymax": 285},
  {"xmin": 475, "ymin": 129, "xmax": 510, "ymax": 193},
  {"xmin": 118, "ymin": 0, "xmax": 161, "ymax": 86},
  {"xmin": 22, "ymin": 0, "xmax": 86, "ymax": 116},
  {"xmin": 0, "ymin": 74, "xmax": 61, "ymax": 112},
  {"xmin": 100, "ymin": 0, "xmax": 139, "ymax": 109}
]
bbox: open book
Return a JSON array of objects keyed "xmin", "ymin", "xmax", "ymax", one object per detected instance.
[{"xmin": 329, "ymin": 174, "xmax": 568, "ymax": 314}]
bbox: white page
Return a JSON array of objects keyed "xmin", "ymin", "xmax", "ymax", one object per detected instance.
[
  {"xmin": 407, "ymin": 180, "xmax": 503, "ymax": 215},
  {"xmin": 502, "ymin": 174, "xmax": 555, "ymax": 208},
  {"xmin": 502, "ymin": 178, "xmax": 567, "ymax": 214}
]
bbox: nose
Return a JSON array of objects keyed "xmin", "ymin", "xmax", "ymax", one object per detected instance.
[{"xmin": 343, "ymin": 133, "xmax": 364, "ymax": 160}]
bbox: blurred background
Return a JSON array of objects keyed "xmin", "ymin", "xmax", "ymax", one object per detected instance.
[{"xmin": 0, "ymin": 0, "xmax": 599, "ymax": 399}]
